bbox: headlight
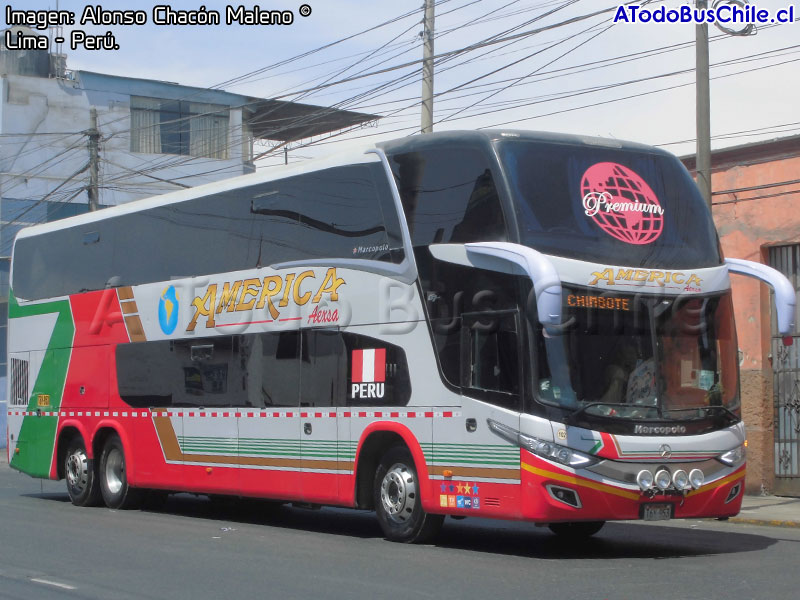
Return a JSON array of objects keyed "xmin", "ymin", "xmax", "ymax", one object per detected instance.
[
  {"xmin": 689, "ymin": 469, "xmax": 705, "ymax": 489},
  {"xmin": 636, "ymin": 470, "xmax": 654, "ymax": 490},
  {"xmin": 655, "ymin": 469, "xmax": 672, "ymax": 490},
  {"xmin": 486, "ymin": 419, "xmax": 598, "ymax": 469},
  {"xmin": 672, "ymin": 470, "xmax": 689, "ymax": 490},
  {"xmin": 718, "ymin": 444, "xmax": 745, "ymax": 466},
  {"xmin": 520, "ymin": 434, "xmax": 598, "ymax": 468}
]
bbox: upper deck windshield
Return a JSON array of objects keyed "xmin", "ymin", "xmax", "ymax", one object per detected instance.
[
  {"xmin": 535, "ymin": 288, "xmax": 740, "ymax": 426},
  {"xmin": 496, "ymin": 139, "xmax": 722, "ymax": 269}
]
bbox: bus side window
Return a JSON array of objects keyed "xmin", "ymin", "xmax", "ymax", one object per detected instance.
[
  {"xmin": 236, "ymin": 331, "xmax": 301, "ymax": 408},
  {"xmin": 342, "ymin": 333, "xmax": 411, "ymax": 407},
  {"xmin": 172, "ymin": 337, "xmax": 234, "ymax": 408},
  {"xmin": 116, "ymin": 341, "xmax": 174, "ymax": 408},
  {"xmin": 460, "ymin": 311, "xmax": 521, "ymax": 410},
  {"xmin": 389, "ymin": 146, "xmax": 507, "ymax": 248},
  {"xmin": 300, "ymin": 330, "xmax": 346, "ymax": 408}
]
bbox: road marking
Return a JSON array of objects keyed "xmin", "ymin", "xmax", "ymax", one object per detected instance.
[{"xmin": 30, "ymin": 577, "xmax": 77, "ymax": 590}]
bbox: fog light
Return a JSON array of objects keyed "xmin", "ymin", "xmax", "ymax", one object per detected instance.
[
  {"xmin": 655, "ymin": 469, "xmax": 671, "ymax": 491},
  {"xmin": 689, "ymin": 469, "xmax": 704, "ymax": 489},
  {"xmin": 636, "ymin": 470, "xmax": 654, "ymax": 491},
  {"xmin": 546, "ymin": 485, "xmax": 582, "ymax": 508},
  {"xmin": 672, "ymin": 470, "xmax": 689, "ymax": 490}
]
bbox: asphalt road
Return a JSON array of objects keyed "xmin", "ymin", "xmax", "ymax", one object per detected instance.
[{"xmin": 1, "ymin": 462, "xmax": 798, "ymax": 600}]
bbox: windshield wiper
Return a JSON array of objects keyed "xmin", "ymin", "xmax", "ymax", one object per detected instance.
[
  {"xmin": 667, "ymin": 405, "xmax": 740, "ymax": 422},
  {"xmin": 566, "ymin": 402, "xmax": 632, "ymax": 423}
]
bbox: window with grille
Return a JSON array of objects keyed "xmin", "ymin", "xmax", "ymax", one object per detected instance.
[{"xmin": 10, "ymin": 357, "xmax": 29, "ymax": 406}]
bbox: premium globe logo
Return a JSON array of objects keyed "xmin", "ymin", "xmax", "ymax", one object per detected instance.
[
  {"xmin": 158, "ymin": 285, "xmax": 180, "ymax": 334},
  {"xmin": 581, "ymin": 162, "xmax": 664, "ymax": 245}
]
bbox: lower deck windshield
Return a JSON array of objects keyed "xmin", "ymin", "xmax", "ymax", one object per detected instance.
[{"xmin": 534, "ymin": 288, "xmax": 739, "ymax": 422}]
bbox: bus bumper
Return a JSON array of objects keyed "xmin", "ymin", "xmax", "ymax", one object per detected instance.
[{"xmin": 519, "ymin": 453, "xmax": 746, "ymax": 523}]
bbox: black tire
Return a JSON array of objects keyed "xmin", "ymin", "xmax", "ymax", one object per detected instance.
[
  {"xmin": 373, "ymin": 446, "xmax": 443, "ymax": 543},
  {"xmin": 64, "ymin": 437, "xmax": 101, "ymax": 507},
  {"xmin": 99, "ymin": 434, "xmax": 143, "ymax": 509},
  {"xmin": 548, "ymin": 521, "xmax": 605, "ymax": 538}
]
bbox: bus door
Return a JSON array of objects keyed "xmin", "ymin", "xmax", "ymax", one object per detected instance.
[
  {"xmin": 298, "ymin": 329, "xmax": 347, "ymax": 504},
  {"xmin": 432, "ymin": 310, "xmax": 523, "ymax": 516}
]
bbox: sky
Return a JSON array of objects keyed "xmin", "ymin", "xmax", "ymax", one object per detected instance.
[{"xmin": 3, "ymin": 0, "xmax": 799, "ymax": 166}]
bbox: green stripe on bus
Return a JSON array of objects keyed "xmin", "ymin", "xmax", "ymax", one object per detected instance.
[{"xmin": 8, "ymin": 292, "xmax": 75, "ymax": 478}]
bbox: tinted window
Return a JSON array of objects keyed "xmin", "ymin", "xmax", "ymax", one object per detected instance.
[
  {"xmin": 497, "ymin": 140, "xmax": 721, "ymax": 268},
  {"xmin": 117, "ymin": 332, "xmax": 301, "ymax": 408},
  {"xmin": 244, "ymin": 331, "xmax": 301, "ymax": 407},
  {"xmin": 461, "ymin": 311, "xmax": 520, "ymax": 406},
  {"xmin": 389, "ymin": 146, "xmax": 507, "ymax": 247},
  {"xmin": 420, "ymin": 254, "xmax": 526, "ymax": 393},
  {"xmin": 13, "ymin": 163, "xmax": 405, "ymax": 300},
  {"xmin": 300, "ymin": 330, "xmax": 346, "ymax": 407},
  {"xmin": 116, "ymin": 329, "xmax": 411, "ymax": 409},
  {"xmin": 343, "ymin": 332, "xmax": 411, "ymax": 407}
]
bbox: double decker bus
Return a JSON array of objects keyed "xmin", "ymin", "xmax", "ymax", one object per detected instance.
[{"xmin": 6, "ymin": 130, "xmax": 795, "ymax": 542}]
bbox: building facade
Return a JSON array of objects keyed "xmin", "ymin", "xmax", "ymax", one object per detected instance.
[{"xmin": 684, "ymin": 136, "xmax": 800, "ymax": 495}]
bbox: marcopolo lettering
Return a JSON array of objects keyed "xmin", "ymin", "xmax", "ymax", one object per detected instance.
[
  {"xmin": 187, "ymin": 268, "xmax": 345, "ymax": 330},
  {"xmin": 633, "ymin": 424, "xmax": 687, "ymax": 435}
]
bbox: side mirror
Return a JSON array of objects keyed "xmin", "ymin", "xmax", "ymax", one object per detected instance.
[
  {"xmin": 429, "ymin": 242, "xmax": 563, "ymax": 327},
  {"xmin": 725, "ymin": 258, "xmax": 796, "ymax": 339}
]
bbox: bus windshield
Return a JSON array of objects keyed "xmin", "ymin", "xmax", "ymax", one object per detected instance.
[
  {"xmin": 535, "ymin": 289, "xmax": 740, "ymax": 423},
  {"xmin": 496, "ymin": 139, "xmax": 722, "ymax": 269}
]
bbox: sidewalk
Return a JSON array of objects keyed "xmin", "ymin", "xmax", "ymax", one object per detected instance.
[{"xmin": 730, "ymin": 494, "xmax": 800, "ymax": 528}]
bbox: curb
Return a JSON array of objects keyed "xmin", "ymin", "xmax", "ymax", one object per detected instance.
[{"xmin": 728, "ymin": 517, "xmax": 800, "ymax": 528}]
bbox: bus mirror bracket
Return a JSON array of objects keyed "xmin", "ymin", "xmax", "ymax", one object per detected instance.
[
  {"xmin": 725, "ymin": 257, "xmax": 796, "ymax": 337},
  {"xmin": 429, "ymin": 242, "xmax": 563, "ymax": 327}
]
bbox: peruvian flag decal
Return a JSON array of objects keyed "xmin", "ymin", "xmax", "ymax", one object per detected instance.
[{"xmin": 352, "ymin": 349, "xmax": 386, "ymax": 383}]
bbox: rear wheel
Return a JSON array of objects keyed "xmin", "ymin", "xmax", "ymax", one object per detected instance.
[
  {"xmin": 373, "ymin": 446, "xmax": 443, "ymax": 543},
  {"xmin": 99, "ymin": 434, "xmax": 142, "ymax": 509},
  {"xmin": 548, "ymin": 521, "xmax": 605, "ymax": 538},
  {"xmin": 64, "ymin": 437, "xmax": 101, "ymax": 507}
]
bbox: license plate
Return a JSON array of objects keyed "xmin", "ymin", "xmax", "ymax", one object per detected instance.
[{"xmin": 641, "ymin": 503, "xmax": 673, "ymax": 521}]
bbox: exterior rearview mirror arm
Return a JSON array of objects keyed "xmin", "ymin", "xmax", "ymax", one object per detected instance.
[
  {"xmin": 428, "ymin": 242, "xmax": 563, "ymax": 327},
  {"xmin": 725, "ymin": 257, "xmax": 796, "ymax": 337}
]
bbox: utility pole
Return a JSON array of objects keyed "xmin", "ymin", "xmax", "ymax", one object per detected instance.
[
  {"xmin": 421, "ymin": 0, "xmax": 435, "ymax": 134},
  {"xmin": 88, "ymin": 108, "xmax": 100, "ymax": 212},
  {"xmin": 695, "ymin": 0, "xmax": 712, "ymax": 209}
]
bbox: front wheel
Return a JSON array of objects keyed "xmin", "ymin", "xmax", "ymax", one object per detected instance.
[
  {"xmin": 99, "ymin": 434, "xmax": 142, "ymax": 509},
  {"xmin": 373, "ymin": 446, "xmax": 443, "ymax": 543},
  {"xmin": 64, "ymin": 437, "xmax": 101, "ymax": 507},
  {"xmin": 548, "ymin": 521, "xmax": 605, "ymax": 538}
]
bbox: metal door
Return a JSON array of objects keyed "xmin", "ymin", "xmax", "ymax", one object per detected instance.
[{"xmin": 769, "ymin": 245, "xmax": 800, "ymax": 496}]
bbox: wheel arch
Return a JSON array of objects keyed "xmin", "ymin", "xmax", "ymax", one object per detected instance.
[
  {"xmin": 91, "ymin": 422, "xmax": 137, "ymax": 486},
  {"xmin": 353, "ymin": 421, "xmax": 431, "ymax": 510},
  {"xmin": 56, "ymin": 424, "xmax": 89, "ymax": 480}
]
